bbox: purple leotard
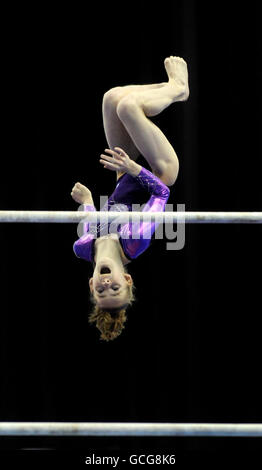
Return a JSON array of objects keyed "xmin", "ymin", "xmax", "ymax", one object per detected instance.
[{"xmin": 73, "ymin": 166, "xmax": 170, "ymax": 263}]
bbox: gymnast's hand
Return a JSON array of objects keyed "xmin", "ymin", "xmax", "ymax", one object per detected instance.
[
  {"xmin": 71, "ymin": 182, "xmax": 94, "ymax": 205},
  {"xmin": 100, "ymin": 147, "xmax": 142, "ymax": 177}
]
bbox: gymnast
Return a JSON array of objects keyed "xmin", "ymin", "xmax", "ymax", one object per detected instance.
[{"xmin": 71, "ymin": 56, "xmax": 189, "ymax": 341}]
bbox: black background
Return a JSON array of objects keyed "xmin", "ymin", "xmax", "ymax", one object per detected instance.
[{"xmin": 1, "ymin": 0, "xmax": 261, "ymax": 466}]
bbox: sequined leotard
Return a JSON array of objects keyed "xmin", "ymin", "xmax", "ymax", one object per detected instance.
[{"xmin": 73, "ymin": 166, "xmax": 170, "ymax": 263}]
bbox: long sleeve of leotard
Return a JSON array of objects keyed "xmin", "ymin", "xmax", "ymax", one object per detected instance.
[
  {"xmin": 119, "ymin": 167, "xmax": 170, "ymax": 259},
  {"xmin": 73, "ymin": 204, "xmax": 96, "ymax": 260}
]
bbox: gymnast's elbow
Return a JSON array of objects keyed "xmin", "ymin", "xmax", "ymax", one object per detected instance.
[
  {"xmin": 73, "ymin": 241, "xmax": 82, "ymax": 258},
  {"xmin": 163, "ymin": 186, "xmax": 170, "ymax": 198}
]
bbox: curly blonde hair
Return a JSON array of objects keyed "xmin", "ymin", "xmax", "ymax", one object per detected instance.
[{"xmin": 88, "ymin": 283, "xmax": 136, "ymax": 342}]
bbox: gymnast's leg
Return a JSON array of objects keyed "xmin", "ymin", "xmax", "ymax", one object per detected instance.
[
  {"xmin": 102, "ymin": 83, "xmax": 167, "ymax": 162},
  {"xmin": 102, "ymin": 56, "xmax": 189, "ymax": 186}
]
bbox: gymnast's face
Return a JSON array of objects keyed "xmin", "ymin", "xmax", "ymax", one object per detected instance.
[{"xmin": 89, "ymin": 258, "xmax": 133, "ymax": 309}]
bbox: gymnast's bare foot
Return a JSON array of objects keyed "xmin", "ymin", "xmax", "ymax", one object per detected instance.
[{"xmin": 164, "ymin": 56, "xmax": 189, "ymax": 101}]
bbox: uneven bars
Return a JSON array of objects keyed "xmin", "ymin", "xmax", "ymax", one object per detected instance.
[
  {"xmin": 0, "ymin": 211, "xmax": 262, "ymax": 223},
  {"xmin": 0, "ymin": 422, "xmax": 261, "ymax": 437}
]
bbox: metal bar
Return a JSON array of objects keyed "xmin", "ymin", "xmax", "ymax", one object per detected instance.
[
  {"xmin": 0, "ymin": 211, "xmax": 262, "ymax": 223},
  {"xmin": 0, "ymin": 422, "xmax": 261, "ymax": 437}
]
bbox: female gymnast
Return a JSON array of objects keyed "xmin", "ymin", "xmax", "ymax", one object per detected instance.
[{"xmin": 71, "ymin": 56, "xmax": 189, "ymax": 341}]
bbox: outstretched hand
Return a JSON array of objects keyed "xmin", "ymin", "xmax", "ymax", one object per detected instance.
[{"xmin": 100, "ymin": 147, "xmax": 141, "ymax": 177}]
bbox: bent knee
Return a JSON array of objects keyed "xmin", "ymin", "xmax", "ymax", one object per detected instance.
[
  {"xmin": 116, "ymin": 93, "xmax": 141, "ymax": 122},
  {"xmin": 162, "ymin": 173, "xmax": 178, "ymax": 187},
  {"xmin": 163, "ymin": 168, "xmax": 179, "ymax": 187},
  {"xmin": 103, "ymin": 87, "xmax": 124, "ymax": 109},
  {"xmin": 154, "ymin": 161, "xmax": 179, "ymax": 187}
]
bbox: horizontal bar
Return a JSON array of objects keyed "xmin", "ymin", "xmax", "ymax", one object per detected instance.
[
  {"xmin": 0, "ymin": 211, "xmax": 262, "ymax": 223},
  {"xmin": 0, "ymin": 422, "xmax": 261, "ymax": 437}
]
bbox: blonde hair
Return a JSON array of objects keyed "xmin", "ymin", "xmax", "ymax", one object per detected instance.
[{"xmin": 89, "ymin": 283, "xmax": 135, "ymax": 341}]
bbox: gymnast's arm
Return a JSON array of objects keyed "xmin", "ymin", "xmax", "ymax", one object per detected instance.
[
  {"xmin": 71, "ymin": 182, "xmax": 96, "ymax": 260},
  {"xmin": 120, "ymin": 166, "xmax": 170, "ymax": 249}
]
